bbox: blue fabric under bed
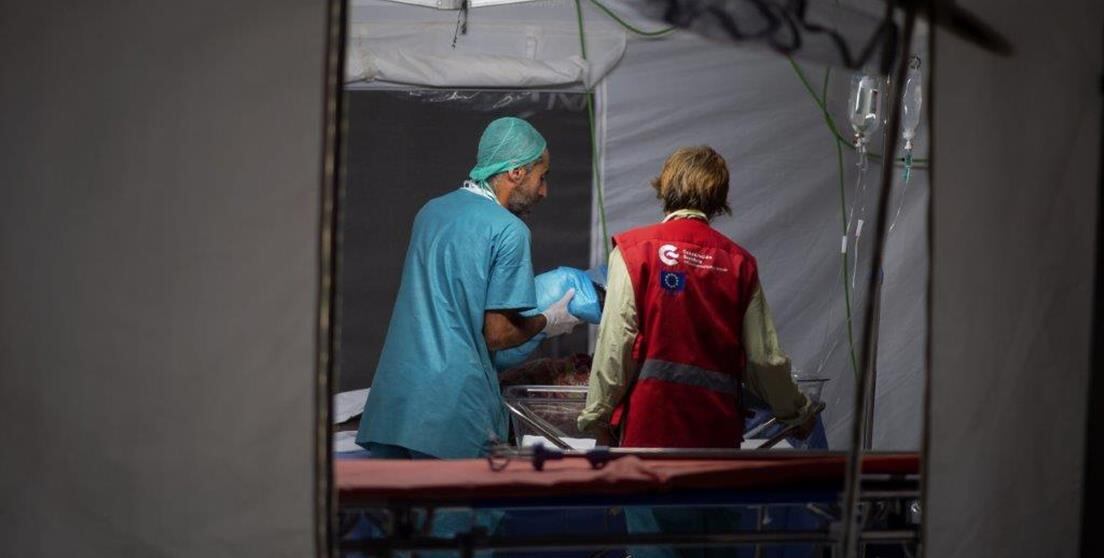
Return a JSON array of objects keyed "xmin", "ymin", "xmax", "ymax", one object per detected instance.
[{"xmin": 339, "ymin": 499, "xmax": 832, "ymax": 558}]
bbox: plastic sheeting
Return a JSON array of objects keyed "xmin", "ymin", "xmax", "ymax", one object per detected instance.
[{"xmin": 493, "ymin": 266, "xmax": 604, "ymax": 370}]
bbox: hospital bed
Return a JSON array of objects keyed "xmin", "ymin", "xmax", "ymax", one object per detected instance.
[{"xmin": 501, "ymin": 381, "xmax": 830, "ymax": 452}]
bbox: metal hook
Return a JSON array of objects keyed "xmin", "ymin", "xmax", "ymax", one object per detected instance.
[{"xmin": 451, "ymin": 0, "xmax": 469, "ymax": 49}]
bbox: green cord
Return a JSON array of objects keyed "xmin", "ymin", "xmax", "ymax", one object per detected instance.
[
  {"xmin": 820, "ymin": 58, "xmax": 832, "ymax": 102},
  {"xmin": 589, "ymin": 0, "xmax": 676, "ymax": 37},
  {"xmin": 575, "ymin": 0, "xmax": 588, "ymax": 58},
  {"xmin": 791, "ymin": 57, "xmax": 860, "ymax": 380},
  {"xmin": 821, "ymin": 66, "xmax": 861, "ymax": 381},
  {"xmin": 822, "ymin": 0, "xmax": 862, "ymax": 380},
  {"xmin": 788, "ymin": 57, "xmax": 849, "ymax": 144},
  {"xmin": 835, "ymin": 122, "xmax": 861, "ymax": 381},
  {"xmin": 575, "ymin": 0, "xmax": 611, "ymax": 259}
]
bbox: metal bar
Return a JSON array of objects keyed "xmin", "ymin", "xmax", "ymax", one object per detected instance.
[
  {"xmin": 862, "ymin": 285, "xmax": 881, "ymax": 451},
  {"xmin": 494, "ymin": 446, "xmax": 886, "ymax": 461},
  {"xmin": 501, "ymin": 400, "xmax": 572, "ymax": 449},
  {"xmin": 859, "ymin": 474, "xmax": 920, "ymax": 481},
  {"xmin": 861, "ymin": 491, "xmax": 920, "ymax": 499},
  {"xmin": 1082, "ymin": 18, "xmax": 1104, "ymax": 558},
  {"xmin": 919, "ymin": 3, "xmax": 939, "ymax": 554},
  {"xmin": 744, "ymin": 416, "xmax": 779, "ymax": 439},
  {"xmin": 316, "ymin": 0, "xmax": 347, "ymax": 555},
  {"xmin": 759, "ymin": 402, "xmax": 826, "ymax": 449},
  {"xmin": 502, "ymin": 399, "xmax": 572, "ymax": 440},
  {"xmin": 806, "ymin": 503, "xmax": 838, "ymax": 522},
  {"xmin": 755, "ymin": 506, "xmax": 765, "ymax": 558},
  {"xmin": 339, "ymin": 529, "xmax": 920, "ymax": 554},
  {"xmin": 342, "ymin": 486, "xmax": 921, "ymax": 512}
]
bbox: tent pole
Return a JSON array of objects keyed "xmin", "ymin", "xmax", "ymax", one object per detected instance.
[
  {"xmin": 317, "ymin": 0, "xmax": 348, "ymax": 556},
  {"xmin": 1079, "ymin": 20, "xmax": 1104, "ymax": 558},
  {"xmin": 841, "ymin": 4, "xmax": 917, "ymax": 557},
  {"xmin": 862, "ymin": 288, "xmax": 881, "ymax": 450}
]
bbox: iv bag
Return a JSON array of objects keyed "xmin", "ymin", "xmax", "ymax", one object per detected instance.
[
  {"xmin": 849, "ymin": 72, "xmax": 883, "ymax": 144},
  {"xmin": 901, "ymin": 57, "xmax": 923, "ymax": 150}
]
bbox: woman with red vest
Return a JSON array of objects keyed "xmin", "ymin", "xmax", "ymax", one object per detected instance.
[
  {"xmin": 578, "ymin": 146, "xmax": 815, "ymax": 448},
  {"xmin": 577, "ymin": 146, "xmax": 817, "ymax": 557}
]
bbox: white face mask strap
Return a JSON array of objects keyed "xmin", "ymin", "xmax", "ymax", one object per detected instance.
[{"xmin": 461, "ymin": 180, "xmax": 501, "ymax": 206}]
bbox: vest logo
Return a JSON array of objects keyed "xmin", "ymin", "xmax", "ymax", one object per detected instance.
[
  {"xmin": 658, "ymin": 244, "xmax": 679, "ymax": 266},
  {"xmin": 660, "ymin": 270, "xmax": 686, "ymax": 293}
]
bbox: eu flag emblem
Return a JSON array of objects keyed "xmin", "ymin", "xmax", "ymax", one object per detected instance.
[{"xmin": 660, "ymin": 270, "xmax": 686, "ymax": 293}]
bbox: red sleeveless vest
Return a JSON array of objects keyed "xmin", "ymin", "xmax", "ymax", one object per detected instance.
[{"xmin": 611, "ymin": 218, "xmax": 759, "ymax": 448}]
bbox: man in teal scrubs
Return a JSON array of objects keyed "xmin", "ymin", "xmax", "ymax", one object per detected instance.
[{"xmin": 357, "ymin": 117, "xmax": 581, "ymax": 459}]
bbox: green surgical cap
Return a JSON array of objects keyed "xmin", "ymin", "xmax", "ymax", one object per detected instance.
[{"xmin": 469, "ymin": 117, "xmax": 547, "ymax": 184}]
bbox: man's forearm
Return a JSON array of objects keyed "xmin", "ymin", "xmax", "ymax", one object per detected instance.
[{"xmin": 484, "ymin": 311, "xmax": 546, "ymax": 351}]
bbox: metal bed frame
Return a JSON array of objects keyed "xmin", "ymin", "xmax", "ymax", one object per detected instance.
[{"xmin": 338, "ymin": 456, "xmax": 920, "ymax": 557}]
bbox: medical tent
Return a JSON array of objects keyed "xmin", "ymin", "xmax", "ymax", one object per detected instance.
[
  {"xmin": 0, "ymin": 0, "xmax": 1100, "ymax": 557},
  {"xmin": 344, "ymin": 0, "xmax": 928, "ymax": 453}
]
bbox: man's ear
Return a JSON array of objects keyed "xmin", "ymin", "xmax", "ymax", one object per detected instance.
[{"xmin": 505, "ymin": 166, "xmax": 525, "ymax": 184}]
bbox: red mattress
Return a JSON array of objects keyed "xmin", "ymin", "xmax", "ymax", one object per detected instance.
[{"xmin": 336, "ymin": 453, "xmax": 919, "ymax": 506}]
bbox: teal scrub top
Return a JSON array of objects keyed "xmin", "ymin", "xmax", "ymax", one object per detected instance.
[{"xmin": 357, "ymin": 188, "xmax": 537, "ymax": 458}]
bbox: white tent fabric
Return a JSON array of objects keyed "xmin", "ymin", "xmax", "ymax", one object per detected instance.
[
  {"xmin": 926, "ymin": 0, "xmax": 1101, "ymax": 555},
  {"xmin": 347, "ymin": 21, "xmax": 626, "ymax": 88},
  {"xmin": 349, "ymin": 0, "xmax": 929, "ymax": 450},
  {"xmin": 596, "ymin": 14, "xmax": 929, "ymax": 451}
]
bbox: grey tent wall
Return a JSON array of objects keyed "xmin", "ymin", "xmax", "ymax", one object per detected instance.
[
  {"xmin": 0, "ymin": 2, "xmax": 327, "ymax": 557},
  {"xmin": 926, "ymin": 1, "xmax": 1102, "ymax": 557},
  {"xmin": 1084, "ymin": 19, "xmax": 1104, "ymax": 558}
]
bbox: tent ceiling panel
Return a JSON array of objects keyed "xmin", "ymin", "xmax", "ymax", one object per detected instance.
[{"xmin": 347, "ymin": 21, "xmax": 626, "ymax": 87}]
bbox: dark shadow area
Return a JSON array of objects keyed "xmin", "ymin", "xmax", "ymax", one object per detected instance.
[{"xmin": 339, "ymin": 90, "xmax": 594, "ymax": 390}]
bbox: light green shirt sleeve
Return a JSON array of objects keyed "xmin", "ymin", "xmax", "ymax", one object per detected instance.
[
  {"xmin": 577, "ymin": 246, "xmax": 637, "ymax": 434},
  {"xmin": 743, "ymin": 282, "xmax": 813, "ymax": 425}
]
